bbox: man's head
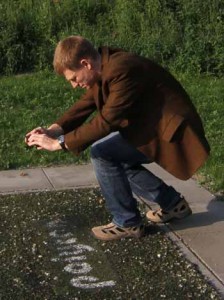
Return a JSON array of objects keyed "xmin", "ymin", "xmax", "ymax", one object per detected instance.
[{"xmin": 53, "ymin": 36, "xmax": 101, "ymax": 89}]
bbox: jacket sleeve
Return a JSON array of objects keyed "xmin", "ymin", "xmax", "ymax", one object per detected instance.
[
  {"xmin": 55, "ymin": 89, "xmax": 96, "ymax": 134},
  {"xmin": 64, "ymin": 63, "xmax": 145, "ymax": 154}
]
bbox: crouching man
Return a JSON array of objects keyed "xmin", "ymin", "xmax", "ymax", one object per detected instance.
[{"xmin": 25, "ymin": 36, "xmax": 210, "ymax": 241}]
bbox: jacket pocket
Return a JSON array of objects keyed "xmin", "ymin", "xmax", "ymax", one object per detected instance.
[{"xmin": 162, "ymin": 114, "xmax": 185, "ymax": 142}]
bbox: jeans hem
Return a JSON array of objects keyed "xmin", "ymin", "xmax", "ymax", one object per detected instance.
[{"xmin": 112, "ymin": 218, "xmax": 142, "ymax": 228}]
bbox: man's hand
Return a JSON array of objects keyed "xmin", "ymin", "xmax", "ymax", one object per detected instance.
[
  {"xmin": 26, "ymin": 133, "xmax": 62, "ymax": 151},
  {"xmin": 25, "ymin": 127, "xmax": 47, "ymax": 144},
  {"xmin": 47, "ymin": 123, "xmax": 64, "ymax": 137},
  {"xmin": 25, "ymin": 124, "xmax": 64, "ymax": 144}
]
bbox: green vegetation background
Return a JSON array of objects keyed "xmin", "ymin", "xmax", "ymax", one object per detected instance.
[
  {"xmin": 0, "ymin": 0, "xmax": 223, "ymax": 75},
  {"xmin": 0, "ymin": 0, "xmax": 223, "ymax": 193}
]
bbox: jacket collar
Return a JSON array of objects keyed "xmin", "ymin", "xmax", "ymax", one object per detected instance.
[
  {"xmin": 98, "ymin": 46, "xmax": 109, "ymax": 70},
  {"xmin": 98, "ymin": 46, "xmax": 125, "ymax": 70}
]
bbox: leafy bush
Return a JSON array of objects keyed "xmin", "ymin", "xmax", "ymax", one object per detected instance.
[{"xmin": 0, "ymin": 0, "xmax": 223, "ymax": 75}]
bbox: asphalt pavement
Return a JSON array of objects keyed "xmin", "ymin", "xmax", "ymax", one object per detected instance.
[{"xmin": 0, "ymin": 162, "xmax": 224, "ymax": 296}]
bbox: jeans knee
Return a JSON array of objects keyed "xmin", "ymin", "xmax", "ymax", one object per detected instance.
[
  {"xmin": 90, "ymin": 143, "xmax": 102, "ymax": 160},
  {"xmin": 90, "ymin": 142, "xmax": 112, "ymax": 163}
]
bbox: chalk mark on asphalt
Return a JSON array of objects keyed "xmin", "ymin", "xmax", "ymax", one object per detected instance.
[{"xmin": 47, "ymin": 220, "xmax": 116, "ymax": 289}]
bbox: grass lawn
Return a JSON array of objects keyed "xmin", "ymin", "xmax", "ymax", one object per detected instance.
[
  {"xmin": 177, "ymin": 73, "xmax": 224, "ymax": 193},
  {"xmin": 0, "ymin": 188, "xmax": 221, "ymax": 299},
  {"xmin": 0, "ymin": 71, "xmax": 90, "ymax": 169},
  {"xmin": 0, "ymin": 71, "xmax": 223, "ymax": 193}
]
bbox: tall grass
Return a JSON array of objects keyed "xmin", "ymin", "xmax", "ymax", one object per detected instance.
[{"xmin": 0, "ymin": 0, "xmax": 223, "ymax": 75}]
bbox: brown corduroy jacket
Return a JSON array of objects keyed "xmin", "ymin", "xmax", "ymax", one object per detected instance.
[{"xmin": 55, "ymin": 47, "xmax": 210, "ymax": 180}]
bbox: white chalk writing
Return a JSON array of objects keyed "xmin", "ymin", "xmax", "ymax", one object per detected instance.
[
  {"xmin": 71, "ymin": 276, "xmax": 116, "ymax": 289},
  {"xmin": 47, "ymin": 220, "xmax": 116, "ymax": 289}
]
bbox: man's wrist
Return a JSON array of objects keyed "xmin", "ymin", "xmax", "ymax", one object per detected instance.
[{"xmin": 57, "ymin": 135, "xmax": 68, "ymax": 151}]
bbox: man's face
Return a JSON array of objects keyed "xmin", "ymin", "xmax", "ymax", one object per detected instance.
[{"xmin": 63, "ymin": 59, "xmax": 99, "ymax": 90}]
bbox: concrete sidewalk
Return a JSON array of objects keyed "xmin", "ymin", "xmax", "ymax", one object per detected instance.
[{"xmin": 0, "ymin": 163, "xmax": 224, "ymax": 295}]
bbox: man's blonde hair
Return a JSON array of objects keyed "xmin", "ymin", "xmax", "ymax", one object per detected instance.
[{"xmin": 53, "ymin": 36, "xmax": 99, "ymax": 75}]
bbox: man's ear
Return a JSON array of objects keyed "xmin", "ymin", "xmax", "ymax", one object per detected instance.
[{"xmin": 80, "ymin": 59, "xmax": 92, "ymax": 70}]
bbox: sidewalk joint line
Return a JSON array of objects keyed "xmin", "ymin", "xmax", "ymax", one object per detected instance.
[
  {"xmin": 168, "ymin": 226, "xmax": 224, "ymax": 285},
  {"xmin": 165, "ymin": 225, "xmax": 224, "ymax": 297},
  {"xmin": 137, "ymin": 195, "xmax": 224, "ymax": 297},
  {"xmin": 41, "ymin": 168, "xmax": 55, "ymax": 190}
]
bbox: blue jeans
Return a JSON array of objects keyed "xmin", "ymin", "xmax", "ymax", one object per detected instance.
[{"xmin": 90, "ymin": 132, "xmax": 181, "ymax": 227}]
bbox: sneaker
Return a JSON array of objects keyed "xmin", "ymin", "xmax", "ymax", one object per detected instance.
[
  {"xmin": 146, "ymin": 197, "xmax": 192, "ymax": 223},
  {"xmin": 91, "ymin": 222, "xmax": 144, "ymax": 241}
]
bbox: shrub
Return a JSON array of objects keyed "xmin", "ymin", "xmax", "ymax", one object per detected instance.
[{"xmin": 0, "ymin": 0, "xmax": 223, "ymax": 75}]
